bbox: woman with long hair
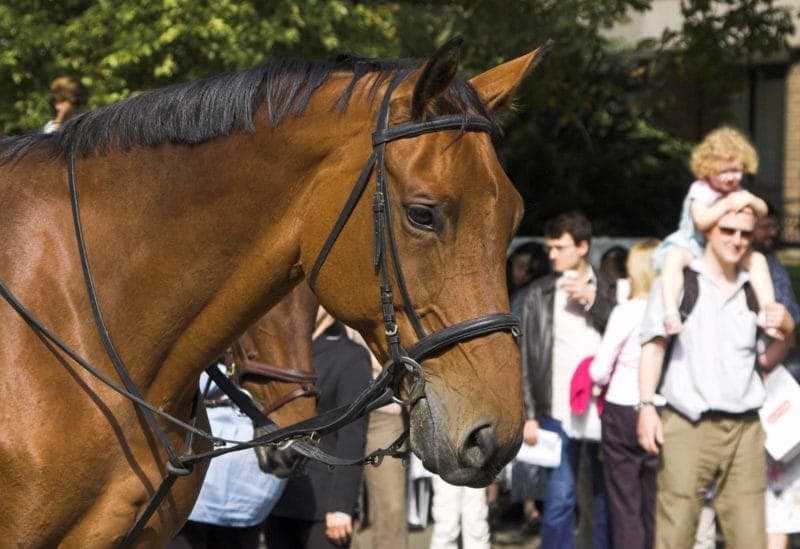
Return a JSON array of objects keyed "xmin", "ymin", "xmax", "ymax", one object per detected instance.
[{"xmin": 590, "ymin": 239, "xmax": 662, "ymax": 549}]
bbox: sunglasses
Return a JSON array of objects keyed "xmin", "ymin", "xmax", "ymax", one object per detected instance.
[{"xmin": 718, "ymin": 226, "xmax": 753, "ymax": 239}]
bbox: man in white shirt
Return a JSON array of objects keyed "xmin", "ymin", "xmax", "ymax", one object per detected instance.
[
  {"xmin": 637, "ymin": 206, "xmax": 794, "ymax": 547},
  {"xmin": 520, "ymin": 211, "xmax": 617, "ymax": 549}
]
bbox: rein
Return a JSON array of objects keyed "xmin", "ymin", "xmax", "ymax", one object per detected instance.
[{"xmin": 223, "ymin": 339, "xmax": 321, "ymax": 415}]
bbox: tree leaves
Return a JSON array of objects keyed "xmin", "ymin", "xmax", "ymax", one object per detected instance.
[{"xmin": 0, "ymin": 0, "xmax": 400, "ymax": 134}]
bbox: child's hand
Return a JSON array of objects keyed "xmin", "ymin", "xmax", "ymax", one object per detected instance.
[
  {"xmin": 727, "ymin": 191, "xmax": 753, "ymax": 212},
  {"xmin": 664, "ymin": 308, "xmax": 682, "ymax": 335}
]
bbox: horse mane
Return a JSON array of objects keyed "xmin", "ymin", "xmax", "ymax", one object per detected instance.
[{"xmin": 0, "ymin": 54, "xmax": 491, "ymax": 163}]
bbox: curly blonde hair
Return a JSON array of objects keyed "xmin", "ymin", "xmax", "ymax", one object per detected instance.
[{"xmin": 690, "ymin": 126, "xmax": 758, "ymax": 179}]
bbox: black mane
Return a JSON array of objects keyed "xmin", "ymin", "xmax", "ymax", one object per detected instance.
[{"xmin": 0, "ymin": 54, "xmax": 490, "ymax": 162}]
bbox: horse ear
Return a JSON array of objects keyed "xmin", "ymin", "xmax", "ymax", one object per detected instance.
[
  {"xmin": 409, "ymin": 36, "xmax": 464, "ymax": 120},
  {"xmin": 469, "ymin": 41, "xmax": 552, "ymax": 113}
]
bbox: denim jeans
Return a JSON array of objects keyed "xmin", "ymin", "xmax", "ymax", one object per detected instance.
[{"xmin": 539, "ymin": 416, "xmax": 611, "ymax": 549}]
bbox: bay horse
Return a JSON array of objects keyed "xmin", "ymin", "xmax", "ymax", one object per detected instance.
[
  {"xmin": 0, "ymin": 38, "xmax": 545, "ymax": 545},
  {"xmin": 230, "ymin": 281, "xmax": 320, "ymax": 477}
]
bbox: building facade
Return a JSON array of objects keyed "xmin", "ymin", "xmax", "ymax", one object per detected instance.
[{"xmin": 606, "ymin": 0, "xmax": 800, "ymax": 248}]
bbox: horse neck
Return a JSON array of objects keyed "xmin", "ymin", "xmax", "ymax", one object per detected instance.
[{"xmin": 72, "ymin": 84, "xmax": 372, "ymax": 406}]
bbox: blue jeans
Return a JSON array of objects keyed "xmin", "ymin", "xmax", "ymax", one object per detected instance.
[{"xmin": 539, "ymin": 416, "xmax": 611, "ymax": 549}]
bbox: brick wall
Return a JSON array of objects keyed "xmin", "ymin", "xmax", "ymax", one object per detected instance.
[{"xmin": 784, "ymin": 61, "xmax": 800, "ymax": 247}]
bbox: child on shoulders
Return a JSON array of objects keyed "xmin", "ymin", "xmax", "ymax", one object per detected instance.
[{"xmin": 653, "ymin": 126, "xmax": 777, "ymax": 337}]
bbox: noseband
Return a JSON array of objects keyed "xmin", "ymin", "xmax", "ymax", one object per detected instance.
[{"xmin": 309, "ymin": 72, "xmax": 519, "ymax": 403}]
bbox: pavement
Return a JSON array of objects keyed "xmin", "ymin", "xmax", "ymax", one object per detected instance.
[
  {"xmin": 353, "ymin": 495, "xmax": 542, "ymax": 549},
  {"xmin": 405, "ymin": 522, "xmax": 540, "ymax": 549}
]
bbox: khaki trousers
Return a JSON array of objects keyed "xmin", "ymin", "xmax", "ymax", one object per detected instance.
[
  {"xmin": 351, "ymin": 411, "xmax": 407, "ymax": 549},
  {"xmin": 656, "ymin": 407, "xmax": 766, "ymax": 549}
]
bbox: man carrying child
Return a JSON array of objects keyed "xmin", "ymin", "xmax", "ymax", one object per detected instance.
[{"xmin": 637, "ymin": 206, "xmax": 794, "ymax": 548}]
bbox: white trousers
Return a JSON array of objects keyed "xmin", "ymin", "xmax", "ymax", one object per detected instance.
[{"xmin": 429, "ymin": 475, "xmax": 490, "ymax": 549}]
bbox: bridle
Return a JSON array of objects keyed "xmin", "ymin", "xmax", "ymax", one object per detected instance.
[
  {"xmin": 308, "ymin": 70, "xmax": 520, "ymax": 405},
  {"xmin": 0, "ymin": 69, "xmax": 520, "ymax": 547},
  {"xmin": 218, "ymin": 340, "xmax": 320, "ymax": 415}
]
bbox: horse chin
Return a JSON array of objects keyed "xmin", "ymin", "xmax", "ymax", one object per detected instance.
[
  {"xmin": 258, "ymin": 446, "xmax": 309, "ymax": 479},
  {"xmin": 253, "ymin": 427, "xmax": 309, "ymax": 478},
  {"xmin": 408, "ymin": 396, "xmax": 513, "ymax": 488}
]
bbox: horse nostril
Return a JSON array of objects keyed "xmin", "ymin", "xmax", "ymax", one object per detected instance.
[{"xmin": 459, "ymin": 423, "xmax": 496, "ymax": 469}]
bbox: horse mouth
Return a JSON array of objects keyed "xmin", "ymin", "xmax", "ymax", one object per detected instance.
[
  {"xmin": 407, "ymin": 395, "xmax": 520, "ymax": 488},
  {"xmin": 253, "ymin": 426, "xmax": 309, "ymax": 478}
]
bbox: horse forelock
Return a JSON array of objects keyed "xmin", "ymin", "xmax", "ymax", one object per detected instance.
[{"xmin": 0, "ymin": 54, "xmax": 493, "ymax": 165}]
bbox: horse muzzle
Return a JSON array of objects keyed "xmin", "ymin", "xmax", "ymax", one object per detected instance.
[
  {"xmin": 253, "ymin": 426, "xmax": 309, "ymax": 478},
  {"xmin": 407, "ymin": 391, "xmax": 522, "ymax": 488}
]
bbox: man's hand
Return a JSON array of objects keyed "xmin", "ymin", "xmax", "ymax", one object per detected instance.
[
  {"xmin": 561, "ymin": 276, "xmax": 595, "ymax": 308},
  {"xmin": 523, "ymin": 419, "xmax": 539, "ymax": 445},
  {"xmin": 325, "ymin": 512, "xmax": 353, "ymax": 546},
  {"xmin": 637, "ymin": 406, "xmax": 663, "ymax": 455}
]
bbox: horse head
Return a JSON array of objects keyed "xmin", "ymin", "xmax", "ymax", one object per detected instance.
[{"xmin": 303, "ymin": 39, "xmax": 547, "ymax": 487}]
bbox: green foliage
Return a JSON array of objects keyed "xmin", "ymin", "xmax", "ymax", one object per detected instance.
[
  {"xmin": 410, "ymin": 0, "xmax": 695, "ymax": 235},
  {"xmin": 0, "ymin": 0, "xmax": 401, "ymax": 134}
]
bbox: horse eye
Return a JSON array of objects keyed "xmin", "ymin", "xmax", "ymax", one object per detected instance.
[{"xmin": 406, "ymin": 205, "xmax": 436, "ymax": 231}]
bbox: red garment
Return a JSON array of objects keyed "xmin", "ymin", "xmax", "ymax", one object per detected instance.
[{"xmin": 570, "ymin": 355, "xmax": 608, "ymax": 416}]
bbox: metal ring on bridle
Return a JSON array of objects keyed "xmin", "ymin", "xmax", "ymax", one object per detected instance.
[
  {"xmin": 391, "ymin": 356, "xmax": 426, "ymax": 407},
  {"xmin": 276, "ymin": 438, "xmax": 296, "ymax": 451}
]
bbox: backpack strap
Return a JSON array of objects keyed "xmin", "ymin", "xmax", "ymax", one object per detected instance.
[
  {"xmin": 657, "ymin": 268, "xmax": 698, "ymax": 391},
  {"xmin": 680, "ymin": 267, "xmax": 699, "ymax": 320},
  {"xmin": 743, "ymin": 280, "xmax": 758, "ymax": 314}
]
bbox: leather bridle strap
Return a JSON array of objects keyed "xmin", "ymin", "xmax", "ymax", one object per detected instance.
[
  {"xmin": 226, "ymin": 339, "xmax": 320, "ymax": 413},
  {"xmin": 307, "ymin": 151, "xmax": 377, "ymax": 289},
  {"xmin": 184, "ymin": 363, "xmax": 400, "ymax": 465},
  {"xmin": 260, "ymin": 386, "xmax": 319, "ymax": 416},
  {"xmin": 206, "ymin": 365, "xmax": 274, "ymax": 428},
  {"xmin": 211, "ymin": 361, "xmax": 320, "ymax": 418},
  {"xmin": 406, "ymin": 312, "xmax": 520, "ymax": 362},
  {"xmin": 0, "ymin": 280, "xmax": 235, "ymax": 445},
  {"xmin": 67, "ymin": 149, "xmax": 199, "ymax": 548},
  {"xmin": 239, "ymin": 359, "xmax": 319, "ymax": 386},
  {"xmin": 371, "ymin": 114, "xmax": 494, "ymax": 146}
]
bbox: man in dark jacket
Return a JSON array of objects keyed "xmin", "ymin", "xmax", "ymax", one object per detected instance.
[
  {"xmin": 264, "ymin": 309, "xmax": 372, "ymax": 548},
  {"xmin": 519, "ymin": 211, "xmax": 617, "ymax": 549}
]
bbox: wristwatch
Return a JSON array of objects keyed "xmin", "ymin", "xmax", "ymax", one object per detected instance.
[{"xmin": 635, "ymin": 400, "xmax": 655, "ymax": 411}]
